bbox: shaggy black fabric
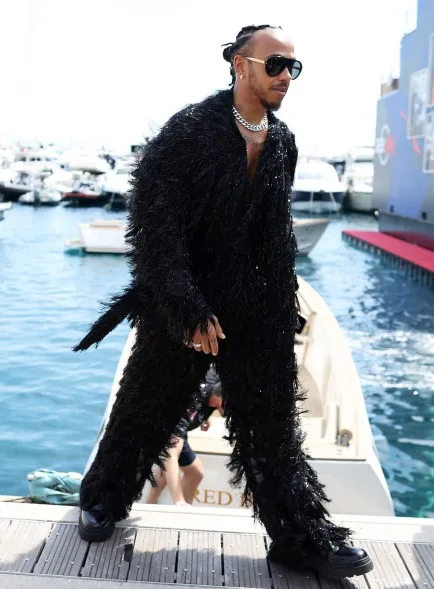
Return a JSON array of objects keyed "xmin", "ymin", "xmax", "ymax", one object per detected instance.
[{"xmin": 75, "ymin": 89, "xmax": 351, "ymax": 561}]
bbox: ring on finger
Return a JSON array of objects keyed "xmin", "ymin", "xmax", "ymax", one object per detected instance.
[{"xmin": 193, "ymin": 343, "xmax": 202, "ymax": 349}]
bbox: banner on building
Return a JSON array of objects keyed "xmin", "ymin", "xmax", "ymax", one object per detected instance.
[
  {"xmin": 408, "ymin": 68, "xmax": 428, "ymax": 138},
  {"xmin": 423, "ymin": 105, "xmax": 434, "ymax": 173}
]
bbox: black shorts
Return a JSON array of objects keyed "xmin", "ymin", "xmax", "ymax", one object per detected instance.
[{"xmin": 178, "ymin": 440, "xmax": 196, "ymax": 467}]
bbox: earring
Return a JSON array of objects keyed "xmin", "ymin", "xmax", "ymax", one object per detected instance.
[{"xmin": 240, "ymin": 74, "xmax": 244, "ymax": 80}]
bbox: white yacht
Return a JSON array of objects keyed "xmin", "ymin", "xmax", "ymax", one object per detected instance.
[
  {"xmin": 59, "ymin": 150, "xmax": 111, "ymax": 175},
  {"xmin": 85, "ymin": 277, "xmax": 394, "ymax": 517},
  {"xmin": 44, "ymin": 169, "xmax": 77, "ymax": 195},
  {"xmin": 0, "ymin": 170, "xmax": 34, "ymax": 202},
  {"xmin": 342, "ymin": 146, "xmax": 375, "ymax": 213},
  {"xmin": 11, "ymin": 150, "xmax": 57, "ymax": 176},
  {"xmin": 292, "ymin": 159, "xmax": 345, "ymax": 214},
  {"xmin": 101, "ymin": 162, "xmax": 132, "ymax": 211}
]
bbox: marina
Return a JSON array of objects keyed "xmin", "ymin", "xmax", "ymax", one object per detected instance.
[{"xmin": 1, "ymin": 0, "xmax": 433, "ymax": 586}]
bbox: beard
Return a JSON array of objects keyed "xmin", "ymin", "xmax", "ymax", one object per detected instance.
[
  {"xmin": 261, "ymin": 96, "xmax": 282, "ymax": 112},
  {"xmin": 249, "ymin": 76, "xmax": 282, "ymax": 112}
]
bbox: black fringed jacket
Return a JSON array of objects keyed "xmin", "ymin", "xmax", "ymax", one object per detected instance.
[{"xmin": 75, "ymin": 89, "xmax": 299, "ymax": 352}]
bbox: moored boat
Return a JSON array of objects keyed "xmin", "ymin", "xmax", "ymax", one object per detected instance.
[{"xmin": 85, "ymin": 277, "xmax": 394, "ymax": 516}]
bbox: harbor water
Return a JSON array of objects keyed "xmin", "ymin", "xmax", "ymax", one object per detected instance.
[{"xmin": 0, "ymin": 205, "xmax": 433, "ymax": 517}]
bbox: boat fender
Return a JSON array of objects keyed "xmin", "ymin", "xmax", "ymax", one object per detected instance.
[{"xmin": 336, "ymin": 429, "xmax": 353, "ymax": 447}]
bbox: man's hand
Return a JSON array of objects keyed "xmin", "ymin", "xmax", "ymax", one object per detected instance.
[
  {"xmin": 191, "ymin": 315, "xmax": 225, "ymax": 356},
  {"xmin": 201, "ymin": 420, "xmax": 211, "ymax": 432}
]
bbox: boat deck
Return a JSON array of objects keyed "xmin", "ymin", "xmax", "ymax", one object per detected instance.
[
  {"xmin": 0, "ymin": 501, "xmax": 433, "ymax": 588},
  {"xmin": 342, "ymin": 230, "xmax": 434, "ymax": 286}
]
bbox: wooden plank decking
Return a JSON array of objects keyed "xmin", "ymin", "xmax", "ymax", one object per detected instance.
[{"xmin": 0, "ymin": 501, "xmax": 433, "ymax": 589}]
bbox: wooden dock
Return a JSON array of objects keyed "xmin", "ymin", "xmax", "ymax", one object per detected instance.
[{"xmin": 0, "ymin": 501, "xmax": 433, "ymax": 588}]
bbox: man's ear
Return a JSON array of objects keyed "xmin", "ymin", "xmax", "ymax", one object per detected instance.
[{"xmin": 233, "ymin": 55, "xmax": 246, "ymax": 78}]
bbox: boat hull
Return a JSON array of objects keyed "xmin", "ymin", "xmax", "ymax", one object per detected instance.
[
  {"xmin": 292, "ymin": 190, "xmax": 344, "ymax": 214},
  {"xmin": 63, "ymin": 193, "xmax": 109, "ymax": 208},
  {"xmin": 102, "ymin": 191, "xmax": 128, "ymax": 211},
  {"xmin": 293, "ymin": 218, "xmax": 329, "ymax": 255},
  {"xmin": 345, "ymin": 190, "xmax": 374, "ymax": 213},
  {"xmin": 0, "ymin": 184, "xmax": 30, "ymax": 201},
  {"xmin": 78, "ymin": 221, "xmax": 129, "ymax": 253},
  {"xmin": 142, "ymin": 447, "xmax": 394, "ymax": 516}
]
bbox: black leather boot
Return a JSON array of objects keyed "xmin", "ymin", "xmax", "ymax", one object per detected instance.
[
  {"xmin": 268, "ymin": 542, "xmax": 373, "ymax": 579},
  {"xmin": 78, "ymin": 504, "xmax": 115, "ymax": 542}
]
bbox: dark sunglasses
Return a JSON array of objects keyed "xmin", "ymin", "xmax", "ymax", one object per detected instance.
[{"xmin": 245, "ymin": 55, "xmax": 302, "ymax": 80}]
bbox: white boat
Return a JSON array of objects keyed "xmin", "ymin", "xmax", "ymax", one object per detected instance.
[
  {"xmin": 102, "ymin": 162, "xmax": 132, "ymax": 195},
  {"xmin": 67, "ymin": 218, "xmax": 327, "ymax": 256},
  {"xmin": 0, "ymin": 170, "xmax": 34, "ymax": 202},
  {"xmin": 101, "ymin": 163, "xmax": 132, "ymax": 211},
  {"xmin": 19, "ymin": 188, "xmax": 62, "ymax": 207},
  {"xmin": 12, "ymin": 150, "xmax": 57, "ymax": 176},
  {"xmin": 292, "ymin": 159, "xmax": 345, "ymax": 214},
  {"xmin": 65, "ymin": 219, "xmax": 129, "ymax": 253},
  {"xmin": 60, "ymin": 150, "xmax": 111, "ymax": 175},
  {"xmin": 346, "ymin": 184, "xmax": 374, "ymax": 213},
  {"xmin": 342, "ymin": 147, "xmax": 375, "ymax": 213},
  {"xmin": 85, "ymin": 277, "xmax": 394, "ymax": 517},
  {"xmin": 293, "ymin": 218, "xmax": 329, "ymax": 255},
  {"xmin": 44, "ymin": 169, "xmax": 77, "ymax": 195},
  {"xmin": 62, "ymin": 176, "xmax": 107, "ymax": 208}
]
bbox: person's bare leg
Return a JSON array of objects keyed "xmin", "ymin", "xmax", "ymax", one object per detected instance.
[
  {"xmin": 146, "ymin": 467, "xmax": 166, "ymax": 504},
  {"xmin": 164, "ymin": 437, "xmax": 187, "ymax": 505},
  {"xmin": 180, "ymin": 457, "xmax": 204, "ymax": 504}
]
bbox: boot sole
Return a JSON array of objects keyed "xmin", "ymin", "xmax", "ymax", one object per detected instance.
[
  {"xmin": 78, "ymin": 516, "xmax": 115, "ymax": 543},
  {"xmin": 311, "ymin": 555, "xmax": 374, "ymax": 579}
]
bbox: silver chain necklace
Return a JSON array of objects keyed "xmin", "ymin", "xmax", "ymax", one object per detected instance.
[{"xmin": 232, "ymin": 106, "xmax": 268, "ymax": 132}]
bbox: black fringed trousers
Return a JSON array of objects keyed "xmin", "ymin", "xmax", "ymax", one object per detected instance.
[{"xmin": 80, "ymin": 324, "xmax": 350, "ymax": 560}]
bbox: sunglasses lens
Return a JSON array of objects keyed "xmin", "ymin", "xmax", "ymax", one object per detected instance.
[
  {"xmin": 291, "ymin": 60, "xmax": 302, "ymax": 80},
  {"xmin": 265, "ymin": 57, "xmax": 302, "ymax": 79},
  {"xmin": 265, "ymin": 56, "xmax": 285, "ymax": 77}
]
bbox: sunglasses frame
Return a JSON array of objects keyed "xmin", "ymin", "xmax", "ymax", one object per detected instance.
[{"xmin": 244, "ymin": 55, "xmax": 302, "ymax": 79}]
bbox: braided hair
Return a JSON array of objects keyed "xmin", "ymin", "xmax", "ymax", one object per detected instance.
[{"xmin": 222, "ymin": 25, "xmax": 281, "ymax": 86}]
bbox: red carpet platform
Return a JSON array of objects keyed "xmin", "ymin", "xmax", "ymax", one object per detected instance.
[{"xmin": 342, "ymin": 230, "xmax": 434, "ymax": 287}]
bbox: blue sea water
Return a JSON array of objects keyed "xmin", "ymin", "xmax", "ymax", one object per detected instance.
[{"xmin": 0, "ymin": 205, "xmax": 433, "ymax": 516}]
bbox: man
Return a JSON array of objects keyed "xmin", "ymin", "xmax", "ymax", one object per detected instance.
[
  {"xmin": 74, "ymin": 25, "xmax": 373, "ymax": 579},
  {"xmin": 146, "ymin": 366, "xmax": 223, "ymax": 505}
]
